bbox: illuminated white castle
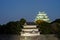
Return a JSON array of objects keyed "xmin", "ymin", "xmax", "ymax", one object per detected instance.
[
  {"xmin": 34, "ymin": 11, "xmax": 50, "ymax": 23},
  {"xmin": 21, "ymin": 22, "xmax": 40, "ymax": 36}
]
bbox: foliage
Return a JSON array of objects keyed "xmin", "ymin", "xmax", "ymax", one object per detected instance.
[
  {"xmin": 0, "ymin": 18, "xmax": 60, "ymax": 35},
  {"xmin": 35, "ymin": 20, "xmax": 45, "ymax": 25},
  {"xmin": 0, "ymin": 18, "xmax": 26, "ymax": 34},
  {"xmin": 51, "ymin": 19, "xmax": 60, "ymax": 38},
  {"xmin": 19, "ymin": 18, "xmax": 26, "ymax": 25},
  {"xmin": 39, "ymin": 21, "xmax": 52, "ymax": 34},
  {"xmin": 51, "ymin": 19, "xmax": 60, "ymax": 33},
  {"xmin": 5, "ymin": 21, "xmax": 21, "ymax": 34}
]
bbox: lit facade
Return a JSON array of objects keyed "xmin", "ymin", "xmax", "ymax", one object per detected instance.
[
  {"xmin": 34, "ymin": 11, "xmax": 50, "ymax": 23},
  {"xmin": 21, "ymin": 22, "xmax": 40, "ymax": 36}
]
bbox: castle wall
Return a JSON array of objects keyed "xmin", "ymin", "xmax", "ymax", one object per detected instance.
[{"xmin": 0, "ymin": 34, "xmax": 58, "ymax": 40}]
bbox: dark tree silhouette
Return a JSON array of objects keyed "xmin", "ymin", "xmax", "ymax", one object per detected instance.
[
  {"xmin": 0, "ymin": 18, "xmax": 26, "ymax": 34},
  {"xmin": 36, "ymin": 20, "xmax": 52, "ymax": 34}
]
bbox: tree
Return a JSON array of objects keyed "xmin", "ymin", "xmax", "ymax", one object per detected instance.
[
  {"xmin": 19, "ymin": 18, "xmax": 26, "ymax": 25},
  {"xmin": 51, "ymin": 19, "xmax": 60, "ymax": 38},
  {"xmin": 35, "ymin": 20, "xmax": 44, "ymax": 25},
  {"xmin": 51, "ymin": 19, "xmax": 60, "ymax": 33},
  {"xmin": 0, "ymin": 18, "xmax": 26, "ymax": 34},
  {"xmin": 0, "ymin": 24, "xmax": 6, "ymax": 34},
  {"xmin": 4, "ymin": 21, "xmax": 21, "ymax": 34},
  {"xmin": 18, "ymin": 18, "xmax": 26, "ymax": 29},
  {"xmin": 36, "ymin": 20, "xmax": 52, "ymax": 34}
]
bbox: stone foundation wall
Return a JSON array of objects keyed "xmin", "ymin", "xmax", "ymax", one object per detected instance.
[
  {"xmin": 39, "ymin": 34, "xmax": 58, "ymax": 40},
  {"xmin": 0, "ymin": 34, "xmax": 59, "ymax": 40},
  {"xmin": 20, "ymin": 36, "xmax": 40, "ymax": 40},
  {"xmin": 20, "ymin": 34, "xmax": 58, "ymax": 40}
]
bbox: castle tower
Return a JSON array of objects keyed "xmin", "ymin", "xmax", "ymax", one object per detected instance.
[
  {"xmin": 34, "ymin": 11, "xmax": 50, "ymax": 23},
  {"xmin": 21, "ymin": 22, "xmax": 40, "ymax": 36}
]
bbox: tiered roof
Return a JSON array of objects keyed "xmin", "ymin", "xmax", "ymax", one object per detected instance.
[{"xmin": 34, "ymin": 11, "xmax": 50, "ymax": 23}]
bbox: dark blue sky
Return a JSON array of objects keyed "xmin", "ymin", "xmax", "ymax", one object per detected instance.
[{"xmin": 0, "ymin": 0, "xmax": 60, "ymax": 24}]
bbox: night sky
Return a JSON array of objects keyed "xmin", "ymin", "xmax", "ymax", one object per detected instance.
[{"xmin": 0, "ymin": 0, "xmax": 60, "ymax": 24}]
